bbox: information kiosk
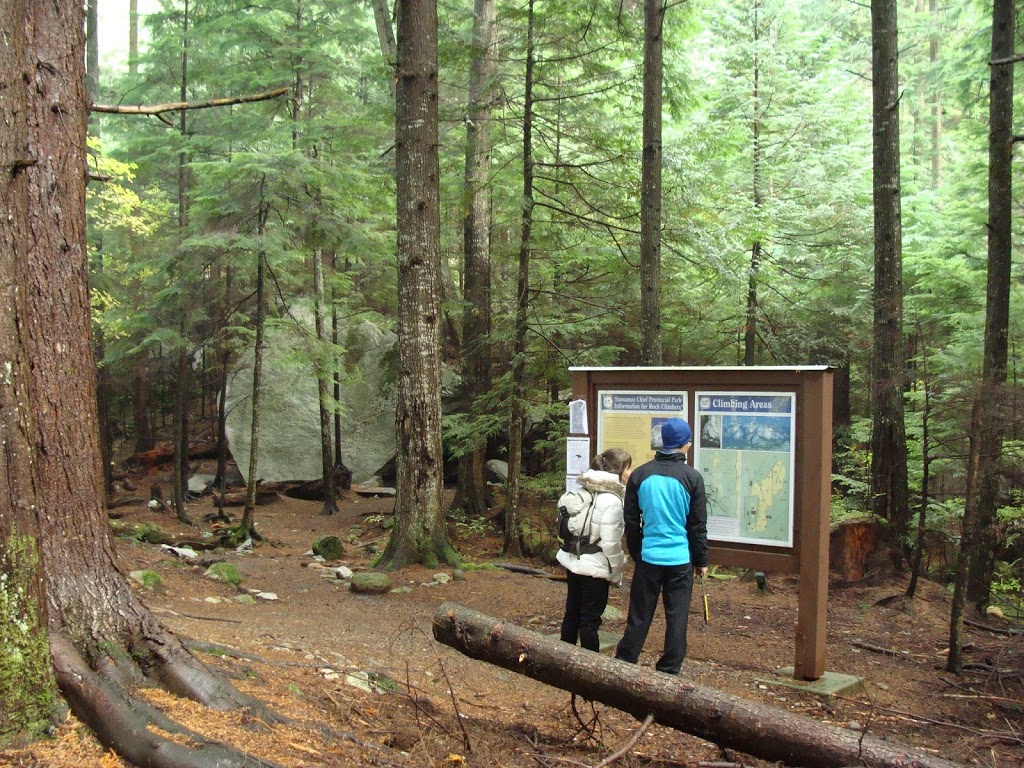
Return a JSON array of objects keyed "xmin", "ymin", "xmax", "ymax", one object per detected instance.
[{"xmin": 568, "ymin": 366, "xmax": 833, "ymax": 681}]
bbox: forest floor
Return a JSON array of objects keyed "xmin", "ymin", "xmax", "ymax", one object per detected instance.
[{"xmin": 3, "ymin": 463, "xmax": 1023, "ymax": 768}]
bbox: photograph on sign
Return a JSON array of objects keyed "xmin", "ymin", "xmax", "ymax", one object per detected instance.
[
  {"xmin": 694, "ymin": 392, "xmax": 795, "ymax": 548},
  {"xmin": 595, "ymin": 390, "xmax": 688, "ymax": 466}
]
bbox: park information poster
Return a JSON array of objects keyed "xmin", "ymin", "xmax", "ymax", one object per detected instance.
[
  {"xmin": 596, "ymin": 391, "xmax": 688, "ymax": 466},
  {"xmin": 694, "ymin": 392, "xmax": 796, "ymax": 548}
]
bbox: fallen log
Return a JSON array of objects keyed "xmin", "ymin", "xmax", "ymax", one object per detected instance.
[
  {"xmin": 211, "ymin": 485, "xmax": 281, "ymax": 506},
  {"xmin": 125, "ymin": 441, "xmax": 217, "ymax": 467},
  {"xmin": 432, "ymin": 602, "xmax": 962, "ymax": 768}
]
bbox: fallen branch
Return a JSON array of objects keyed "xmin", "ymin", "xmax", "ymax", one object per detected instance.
[
  {"xmin": 154, "ymin": 608, "xmax": 243, "ymax": 624},
  {"xmin": 965, "ymin": 618, "xmax": 1022, "ymax": 637},
  {"xmin": 93, "ymin": 87, "xmax": 289, "ymax": 116},
  {"xmin": 852, "ymin": 640, "xmax": 914, "ymax": 658},
  {"xmin": 432, "ymin": 602, "xmax": 962, "ymax": 768},
  {"xmin": 593, "ymin": 713, "xmax": 653, "ymax": 768}
]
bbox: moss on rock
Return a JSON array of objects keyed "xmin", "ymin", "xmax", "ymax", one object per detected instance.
[
  {"xmin": 312, "ymin": 535, "xmax": 344, "ymax": 561},
  {"xmin": 204, "ymin": 562, "xmax": 243, "ymax": 586},
  {"xmin": 0, "ymin": 531, "xmax": 57, "ymax": 745}
]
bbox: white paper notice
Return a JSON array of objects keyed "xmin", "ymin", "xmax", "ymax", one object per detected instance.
[
  {"xmin": 569, "ymin": 399, "xmax": 588, "ymax": 434},
  {"xmin": 566, "ymin": 437, "xmax": 591, "ymax": 476}
]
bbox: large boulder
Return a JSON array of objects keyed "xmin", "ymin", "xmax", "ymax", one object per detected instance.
[{"xmin": 224, "ymin": 314, "xmax": 398, "ymax": 485}]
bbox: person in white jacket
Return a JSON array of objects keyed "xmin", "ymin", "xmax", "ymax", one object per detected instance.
[{"xmin": 557, "ymin": 447, "xmax": 631, "ymax": 652}]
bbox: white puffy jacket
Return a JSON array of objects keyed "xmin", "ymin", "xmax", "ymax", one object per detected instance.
[{"xmin": 556, "ymin": 469, "xmax": 626, "ymax": 585}]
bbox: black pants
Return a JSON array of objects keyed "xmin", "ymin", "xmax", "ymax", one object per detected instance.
[
  {"xmin": 615, "ymin": 560, "xmax": 694, "ymax": 674},
  {"xmin": 560, "ymin": 570, "xmax": 610, "ymax": 652}
]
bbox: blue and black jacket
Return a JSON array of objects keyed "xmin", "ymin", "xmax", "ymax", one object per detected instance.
[{"xmin": 624, "ymin": 451, "xmax": 708, "ymax": 568}]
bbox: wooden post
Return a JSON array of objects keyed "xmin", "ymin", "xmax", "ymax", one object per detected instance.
[{"xmin": 795, "ymin": 370, "xmax": 832, "ymax": 679}]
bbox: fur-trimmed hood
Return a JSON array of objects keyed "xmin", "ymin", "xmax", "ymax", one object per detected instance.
[{"xmin": 577, "ymin": 469, "xmax": 625, "ymax": 499}]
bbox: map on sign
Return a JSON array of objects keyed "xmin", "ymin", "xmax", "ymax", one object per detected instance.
[{"xmin": 694, "ymin": 393, "xmax": 795, "ymax": 548}]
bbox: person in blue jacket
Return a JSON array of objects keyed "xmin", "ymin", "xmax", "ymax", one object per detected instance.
[{"xmin": 615, "ymin": 416, "xmax": 708, "ymax": 675}]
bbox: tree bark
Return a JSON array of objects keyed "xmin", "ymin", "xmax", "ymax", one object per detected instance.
[
  {"xmin": 371, "ymin": 0, "xmax": 397, "ymax": 82},
  {"xmin": 639, "ymin": 0, "xmax": 664, "ymax": 365},
  {"xmin": 433, "ymin": 602, "xmax": 962, "ymax": 768},
  {"xmin": 313, "ymin": 247, "xmax": 339, "ymax": 516},
  {"xmin": 172, "ymin": 343, "xmax": 193, "ymax": 524},
  {"xmin": 0, "ymin": 5, "xmax": 60, "ymax": 731},
  {"xmin": 457, "ymin": 0, "xmax": 498, "ymax": 519},
  {"xmin": 505, "ymin": 0, "xmax": 536, "ymax": 558},
  {"xmin": 928, "ymin": 0, "xmax": 941, "ymax": 187},
  {"xmin": 241, "ymin": 207, "xmax": 270, "ymax": 540},
  {"xmin": 5, "ymin": 0, "xmax": 279, "ymax": 760},
  {"xmin": 964, "ymin": 0, "xmax": 1014, "ymax": 608},
  {"xmin": 171, "ymin": 0, "xmax": 193, "ymax": 525},
  {"xmin": 129, "ymin": 0, "xmax": 139, "ymax": 74},
  {"xmin": 869, "ymin": 0, "xmax": 911, "ymax": 543},
  {"xmin": 951, "ymin": 0, "xmax": 1015, "ymax": 657},
  {"xmin": 86, "ymin": 0, "xmax": 99, "ymax": 102},
  {"xmin": 214, "ymin": 267, "xmax": 233, "ymax": 521},
  {"xmin": 906, "ymin": 353, "xmax": 931, "ymax": 599},
  {"xmin": 744, "ymin": 1, "xmax": 763, "ymax": 367},
  {"xmin": 133, "ymin": 360, "xmax": 155, "ymax": 452},
  {"xmin": 377, "ymin": 0, "xmax": 455, "ymax": 569}
]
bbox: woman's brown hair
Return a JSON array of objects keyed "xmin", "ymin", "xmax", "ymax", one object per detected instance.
[{"xmin": 591, "ymin": 447, "xmax": 632, "ymax": 476}]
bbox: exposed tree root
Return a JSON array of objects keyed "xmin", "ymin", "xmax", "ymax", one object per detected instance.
[
  {"xmin": 134, "ymin": 610, "xmax": 285, "ymax": 722},
  {"xmin": 50, "ymin": 634, "xmax": 283, "ymax": 768}
]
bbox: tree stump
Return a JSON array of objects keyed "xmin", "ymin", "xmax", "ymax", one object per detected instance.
[{"xmin": 829, "ymin": 516, "xmax": 880, "ymax": 581}]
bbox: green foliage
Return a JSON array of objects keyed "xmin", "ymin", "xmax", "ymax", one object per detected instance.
[
  {"xmin": 449, "ymin": 511, "xmax": 490, "ymax": 538},
  {"xmin": 86, "ymin": 0, "xmax": 1024, "ymax": 597}
]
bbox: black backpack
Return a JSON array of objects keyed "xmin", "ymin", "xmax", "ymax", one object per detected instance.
[{"xmin": 556, "ymin": 488, "xmax": 601, "ymax": 556}]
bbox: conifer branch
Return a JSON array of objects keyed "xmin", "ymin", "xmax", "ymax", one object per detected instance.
[{"xmin": 92, "ymin": 87, "xmax": 289, "ymax": 116}]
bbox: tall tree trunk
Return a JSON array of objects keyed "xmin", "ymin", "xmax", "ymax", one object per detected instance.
[
  {"xmin": 869, "ymin": 0, "xmax": 910, "ymax": 545},
  {"xmin": 172, "ymin": 0, "xmax": 192, "ymax": 524},
  {"xmin": 93, "ymin": 275, "xmax": 115, "ymax": 496},
  {"xmin": 457, "ymin": 0, "xmax": 497, "ymax": 518},
  {"xmin": 332, "ymin": 254, "xmax": 344, "ymax": 475},
  {"xmin": 313, "ymin": 247, "xmax": 338, "ymax": 516},
  {"xmin": 86, "ymin": 0, "xmax": 113, "ymax": 495},
  {"xmin": 377, "ymin": 0, "xmax": 455, "ymax": 568},
  {"xmin": 0, "ymin": 0, "xmax": 60, "ymax": 734},
  {"xmin": 86, "ymin": 0, "xmax": 99, "ymax": 102},
  {"xmin": 639, "ymin": 0, "xmax": 664, "ymax": 365},
  {"xmin": 214, "ymin": 270, "xmax": 232, "ymax": 522},
  {"xmin": 505, "ymin": 0, "xmax": 536, "ymax": 559},
  {"xmin": 171, "ymin": 340, "xmax": 192, "ymax": 524},
  {"xmin": 133, "ymin": 361, "xmax": 154, "ymax": 451},
  {"xmin": 956, "ymin": 0, "xmax": 1015, "ymax": 628},
  {"xmin": 3, "ymin": 1, "xmax": 277, "ymax": 760},
  {"xmin": 129, "ymin": 0, "xmax": 139, "ymax": 74},
  {"xmin": 929, "ymin": 0, "xmax": 941, "ymax": 187},
  {"xmin": 241, "ymin": 205, "xmax": 270, "ymax": 541},
  {"xmin": 371, "ymin": 0, "xmax": 397, "ymax": 96},
  {"xmin": 744, "ymin": 0, "xmax": 763, "ymax": 367},
  {"xmin": 907, "ymin": 332, "xmax": 931, "ymax": 599}
]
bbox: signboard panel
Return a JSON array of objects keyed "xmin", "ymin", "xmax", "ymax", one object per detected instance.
[
  {"xmin": 595, "ymin": 390, "xmax": 688, "ymax": 467},
  {"xmin": 572, "ymin": 366, "xmax": 833, "ymax": 680},
  {"xmin": 694, "ymin": 392, "xmax": 795, "ymax": 548}
]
